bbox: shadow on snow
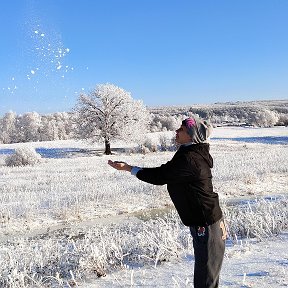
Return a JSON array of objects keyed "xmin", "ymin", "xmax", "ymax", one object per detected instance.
[
  {"xmin": 211, "ymin": 136, "xmax": 288, "ymax": 145},
  {"xmin": 0, "ymin": 147, "xmax": 104, "ymax": 158}
]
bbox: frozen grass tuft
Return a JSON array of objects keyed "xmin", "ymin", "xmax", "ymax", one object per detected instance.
[{"xmin": 223, "ymin": 197, "xmax": 288, "ymax": 240}]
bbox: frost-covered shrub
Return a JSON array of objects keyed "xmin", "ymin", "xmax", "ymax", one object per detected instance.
[
  {"xmin": 141, "ymin": 137, "xmax": 158, "ymax": 153},
  {"xmin": 277, "ymin": 114, "xmax": 288, "ymax": 126},
  {"xmin": 134, "ymin": 133, "xmax": 176, "ymax": 154},
  {"xmin": 127, "ymin": 144, "xmax": 151, "ymax": 154},
  {"xmin": 159, "ymin": 133, "xmax": 176, "ymax": 151},
  {"xmin": 248, "ymin": 109, "xmax": 279, "ymax": 127},
  {"xmin": 5, "ymin": 147, "xmax": 42, "ymax": 167}
]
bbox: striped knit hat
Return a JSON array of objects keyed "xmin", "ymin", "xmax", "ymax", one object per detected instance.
[{"xmin": 182, "ymin": 117, "xmax": 213, "ymax": 143}]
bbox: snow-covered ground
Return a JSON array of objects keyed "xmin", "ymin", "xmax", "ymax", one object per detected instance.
[
  {"xmin": 84, "ymin": 234, "xmax": 288, "ymax": 287},
  {"xmin": 0, "ymin": 126, "xmax": 287, "ymax": 287},
  {"xmin": 212, "ymin": 126, "xmax": 287, "ymax": 138}
]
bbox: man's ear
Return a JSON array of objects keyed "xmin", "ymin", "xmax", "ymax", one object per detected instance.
[
  {"xmin": 186, "ymin": 132, "xmax": 193, "ymax": 141},
  {"xmin": 184, "ymin": 128, "xmax": 192, "ymax": 141}
]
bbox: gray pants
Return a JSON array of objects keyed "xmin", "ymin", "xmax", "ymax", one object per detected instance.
[{"xmin": 190, "ymin": 218, "xmax": 226, "ymax": 288}]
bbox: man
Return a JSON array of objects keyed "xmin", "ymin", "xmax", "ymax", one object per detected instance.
[{"xmin": 108, "ymin": 117, "xmax": 226, "ymax": 288}]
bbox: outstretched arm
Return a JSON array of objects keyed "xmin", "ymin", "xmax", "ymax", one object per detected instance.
[{"xmin": 108, "ymin": 160, "xmax": 132, "ymax": 172}]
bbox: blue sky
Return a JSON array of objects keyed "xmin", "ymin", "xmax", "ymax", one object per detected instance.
[{"xmin": 1, "ymin": 0, "xmax": 287, "ymax": 115}]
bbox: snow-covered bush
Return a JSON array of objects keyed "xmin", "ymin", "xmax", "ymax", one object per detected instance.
[
  {"xmin": 277, "ymin": 114, "xmax": 288, "ymax": 126},
  {"xmin": 134, "ymin": 132, "xmax": 176, "ymax": 154},
  {"xmin": 159, "ymin": 133, "xmax": 176, "ymax": 151},
  {"xmin": 142, "ymin": 137, "xmax": 158, "ymax": 153},
  {"xmin": 5, "ymin": 147, "xmax": 42, "ymax": 167},
  {"xmin": 248, "ymin": 109, "xmax": 279, "ymax": 127}
]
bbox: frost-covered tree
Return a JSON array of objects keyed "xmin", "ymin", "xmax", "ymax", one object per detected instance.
[
  {"xmin": 74, "ymin": 83, "xmax": 151, "ymax": 154},
  {"xmin": 249, "ymin": 109, "xmax": 279, "ymax": 127},
  {"xmin": 40, "ymin": 117, "xmax": 59, "ymax": 141},
  {"xmin": 40, "ymin": 112, "xmax": 73, "ymax": 141},
  {"xmin": 52, "ymin": 112, "xmax": 72, "ymax": 140},
  {"xmin": 0, "ymin": 111, "xmax": 17, "ymax": 143},
  {"xmin": 16, "ymin": 112, "xmax": 42, "ymax": 142}
]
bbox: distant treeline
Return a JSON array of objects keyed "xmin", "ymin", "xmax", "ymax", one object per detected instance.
[
  {"xmin": 0, "ymin": 100, "xmax": 287, "ymax": 144},
  {"xmin": 0, "ymin": 112, "xmax": 74, "ymax": 144},
  {"xmin": 149, "ymin": 100, "xmax": 288, "ymax": 132}
]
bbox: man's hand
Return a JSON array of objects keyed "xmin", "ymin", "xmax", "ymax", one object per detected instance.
[{"xmin": 108, "ymin": 160, "xmax": 132, "ymax": 172}]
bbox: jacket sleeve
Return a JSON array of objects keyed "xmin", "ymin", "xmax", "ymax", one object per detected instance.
[{"xmin": 136, "ymin": 153, "xmax": 199, "ymax": 185}]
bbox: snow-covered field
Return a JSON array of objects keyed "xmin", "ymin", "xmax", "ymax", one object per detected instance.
[{"xmin": 0, "ymin": 126, "xmax": 287, "ymax": 287}]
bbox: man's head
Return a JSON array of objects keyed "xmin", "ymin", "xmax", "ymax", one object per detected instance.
[{"xmin": 176, "ymin": 117, "xmax": 213, "ymax": 144}]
